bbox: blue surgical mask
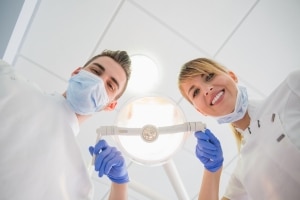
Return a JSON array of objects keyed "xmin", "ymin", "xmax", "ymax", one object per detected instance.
[
  {"xmin": 215, "ymin": 86, "xmax": 248, "ymax": 124},
  {"xmin": 66, "ymin": 70, "xmax": 109, "ymax": 115}
]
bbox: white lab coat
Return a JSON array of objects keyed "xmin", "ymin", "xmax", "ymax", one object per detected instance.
[
  {"xmin": 0, "ymin": 60, "xmax": 93, "ymax": 200},
  {"xmin": 224, "ymin": 70, "xmax": 300, "ymax": 200}
]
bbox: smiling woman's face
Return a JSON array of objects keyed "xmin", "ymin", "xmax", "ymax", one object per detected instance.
[{"xmin": 180, "ymin": 70, "xmax": 238, "ymax": 117}]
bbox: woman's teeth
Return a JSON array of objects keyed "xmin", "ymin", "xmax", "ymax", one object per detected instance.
[{"xmin": 211, "ymin": 91, "xmax": 224, "ymax": 105}]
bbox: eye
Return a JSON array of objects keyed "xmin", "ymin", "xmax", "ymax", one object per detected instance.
[
  {"xmin": 90, "ymin": 68, "xmax": 100, "ymax": 75},
  {"xmin": 107, "ymin": 81, "xmax": 115, "ymax": 92},
  {"xmin": 205, "ymin": 73, "xmax": 215, "ymax": 81},
  {"xmin": 192, "ymin": 88, "xmax": 200, "ymax": 98}
]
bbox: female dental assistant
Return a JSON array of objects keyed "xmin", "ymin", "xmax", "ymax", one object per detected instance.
[
  {"xmin": 178, "ymin": 58, "xmax": 300, "ymax": 200},
  {"xmin": 0, "ymin": 49, "xmax": 131, "ymax": 200}
]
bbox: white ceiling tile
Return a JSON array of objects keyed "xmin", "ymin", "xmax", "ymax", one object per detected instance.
[
  {"xmin": 19, "ymin": 0, "xmax": 122, "ymax": 79},
  {"xmin": 216, "ymin": 0, "xmax": 300, "ymax": 96},
  {"xmin": 130, "ymin": 0, "xmax": 257, "ymax": 55}
]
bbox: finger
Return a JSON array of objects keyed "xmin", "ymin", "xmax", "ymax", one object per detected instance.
[
  {"xmin": 94, "ymin": 139, "xmax": 108, "ymax": 154},
  {"xmin": 198, "ymin": 156, "xmax": 210, "ymax": 164},
  {"xmin": 95, "ymin": 146, "xmax": 113, "ymax": 175},
  {"xmin": 197, "ymin": 139, "xmax": 217, "ymax": 150},
  {"xmin": 198, "ymin": 151, "xmax": 219, "ymax": 160},
  {"xmin": 196, "ymin": 146, "xmax": 218, "ymax": 158},
  {"xmin": 104, "ymin": 151, "xmax": 122, "ymax": 175},
  {"xmin": 195, "ymin": 131, "xmax": 210, "ymax": 140},
  {"xmin": 98, "ymin": 147, "xmax": 116, "ymax": 176},
  {"xmin": 88, "ymin": 146, "xmax": 94, "ymax": 156},
  {"xmin": 98, "ymin": 171, "xmax": 103, "ymax": 178},
  {"xmin": 205, "ymin": 129, "xmax": 221, "ymax": 145}
]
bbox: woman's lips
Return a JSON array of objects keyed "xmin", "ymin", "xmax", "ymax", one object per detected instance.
[{"xmin": 210, "ymin": 89, "xmax": 225, "ymax": 105}]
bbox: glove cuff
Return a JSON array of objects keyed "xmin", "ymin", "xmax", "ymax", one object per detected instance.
[
  {"xmin": 108, "ymin": 173, "xmax": 130, "ymax": 184},
  {"xmin": 205, "ymin": 158, "xmax": 224, "ymax": 172}
]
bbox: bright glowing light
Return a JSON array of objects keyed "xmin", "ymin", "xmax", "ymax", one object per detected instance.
[
  {"xmin": 114, "ymin": 96, "xmax": 187, "ymax": 166},
  {"xmin": 127, "ymin": 55, "xmax": 159, "ymax": 93}
]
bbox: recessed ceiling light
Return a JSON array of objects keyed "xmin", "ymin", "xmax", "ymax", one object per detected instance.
[{"xmin": 127, "ymin": 54, "xmax": 159, "ymax": 94}]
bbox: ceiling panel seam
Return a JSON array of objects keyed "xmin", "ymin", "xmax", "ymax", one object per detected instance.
[
  {"xmin": 128, "ymin": 0, "xmax": 211, "ymax": 57},
  {"xmin": 18, "ymin": 54, "xmax": 68, "ymax": 82},
  {"xmin": 213, "ymin": 0, "xmax": 261, "ymax": 58},
  {"xmin": 89, "ymin": 0, "xmax": 126, "ymax": 58}
]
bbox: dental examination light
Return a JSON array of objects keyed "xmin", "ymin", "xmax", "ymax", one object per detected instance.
[
  {"xmin": 96, "ymin": 121, "xmax": 206, "ymax": 142},
  {"xmin": 90, "ymin": 121, "xmax": 206, "ymax": 200},
  {"xmin": 94, "ymin": 96, "xmax": 206, "ymax": 166},
  {"xmin": 90, "ymin": 96, "xmax": 206, "ymax": 200}
]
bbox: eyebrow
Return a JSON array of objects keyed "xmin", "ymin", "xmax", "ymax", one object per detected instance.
[
  {"xmin": 188, "ymin": 85, "xmax": 195, "ymax": 96},
  {"xmin": 93, "ymin": 63, "xmax": 120, "ymax": 89},
  {"xmin": 93, "ymin": 63, "xmax": 105, "ymax": 71}
]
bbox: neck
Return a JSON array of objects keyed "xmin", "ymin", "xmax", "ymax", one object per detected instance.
[
  {"xmin": 76, "ymin": 114, "xmax": 92, "ymax": 125},
  {"xmin": 231, "ymin": 111, "xmax": 250, "ymax": 131}
]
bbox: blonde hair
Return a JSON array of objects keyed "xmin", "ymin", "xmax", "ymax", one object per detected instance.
[
  {"xmin": 229, "ymin": 124, "xmax": 243, "ymax": 151},
  {"xmin": 178, "ymin": 57, "xmax": 242, "ymax": 151}
]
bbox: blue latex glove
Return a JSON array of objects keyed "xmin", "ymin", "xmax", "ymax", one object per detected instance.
[
  {"xmin": 89, "ymin": 139, "xmax": 129, "ymax": 184},
  {"xmin": 195, "ymin": 129, "xmax": 223, "ymax": 172}
]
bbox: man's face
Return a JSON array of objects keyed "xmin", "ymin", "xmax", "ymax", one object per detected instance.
[{"xmin": 82, "ymin": 56, "xmax": 127, "ymax": 102}]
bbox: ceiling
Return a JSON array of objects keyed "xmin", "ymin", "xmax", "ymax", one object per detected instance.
[{"xmin": 3, "ymin": 0, "xmax": 300, "ymax": 199}]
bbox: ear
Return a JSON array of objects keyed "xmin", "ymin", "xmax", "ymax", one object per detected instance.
[
  {"xmin": 71, "ymin": 67, "xmax": 83, "ymax": 76},
  {"xmin": 103, "ymin": 100, "xmax": 118, "ymax": 111},
  {"xmin": 228, "ymin": 71, "xmax": 238, "ymax": 83}
]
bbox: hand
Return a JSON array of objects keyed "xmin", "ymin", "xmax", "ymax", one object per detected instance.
[
  {"xmin": 195, "ymin": 129, "xmax": 223, "ymax": 172},
  {"xmin": 89, "ymin": 139, "xmax": 129, "ymax": 184}
]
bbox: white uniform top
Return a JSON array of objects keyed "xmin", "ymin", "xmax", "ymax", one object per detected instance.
[
  {"xmin": 224, "ymin": 70, "xmax": 300, "ymax": 200},
  {"xmin": 0, "ymin": 60, "xmax": 93, "ymax": 200}
]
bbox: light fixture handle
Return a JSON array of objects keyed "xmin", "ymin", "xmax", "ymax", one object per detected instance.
[
  {"xmin": 89, "ymin": 121, "xmax": 206, "ymax": 175},
  {"xmin": 96, "ymin": 121, "xmax": 206, "ymax": 136}
]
